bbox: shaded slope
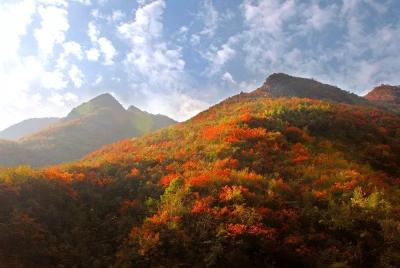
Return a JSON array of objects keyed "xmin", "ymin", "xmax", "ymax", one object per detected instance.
[
  {"xmin": 127, "ymin": 106, "xmax": 177, "ymax": 133},
  {"xmin": 0, "ymin": 118, "xmax": 59, "ymax": 141},
  {"xmin": 364, "ymin": 84, "xmax": 400, "ymax": 113},
  {"xmin": 250, "ymin": 73, "xmax": 368, "ymax": 105},
  {"xmin": 0, "ymin": 94, "xmax": 177, "ymax": 167}
]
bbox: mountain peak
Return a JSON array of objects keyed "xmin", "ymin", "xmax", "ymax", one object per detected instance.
[
  {"xmin": 254, "ymin": 73, "xmax": 367, "ymax": 105},
  {"xmin": 89, "ymin": 93, "xmax": 121, "ymax": 106},
  {"xmin": 67, "ymin": 93, "xmax": 125, "ymax": 119},
  {"xmin": 127, "ymin": 105, "xmax": 144, "ymax": 113},
  {"xmin": 364, "ymin": 84, "xmax": 400, "ymax": 104}
]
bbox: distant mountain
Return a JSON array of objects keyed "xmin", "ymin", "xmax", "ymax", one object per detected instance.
[
  {"xmin": 0, "ymin": 118, "xmax": 59, "ymax": 141},
  {"xmin": 0, "ymin": 93, "xmax": 177, "ymax": 167},
  {"xmin": 364, "ymin": 84, "xmax": 400, "ymax": 113},
  {"xmin": 249, "ymin": 73, "xmax": 368, "ymax": 105},
  {"xmin": 127, "ymin": 105, "xmax": 177, "ymax": 133}
]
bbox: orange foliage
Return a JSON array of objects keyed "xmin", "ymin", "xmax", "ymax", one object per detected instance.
[
  {"xmin": 291, "ymin": 143, "xmax": 310, "ymax": 164},
  {"xmin": 215, "ymin": 158, "xmax": 239, "ymax": 169},
  {"xmin": 160, "ymin": 173, "xmax": 180, "ymax": 186},
  {"xmin": 202, "ymin": 124, "xmax": 228, "ymax": 141},
  {"xmin": 187, "ymin": 173, "xmax": 210, "ymax": 186},
  {"xmin": 191, "ymin": 197, "xmax": 212, "ymax": 214},
  {"xmin": 219, "ymin": 185, "xmax": 249, "ymax": 202},
  {"xmin": 43, "ymin": 167, "xmax": 73, "ymax": 183},
  {"xmin": 225, "ymin": 127, "xmax": 267, "ymax": 143},
  {"xmin": 130, "ymin": 168, "xmax": 140, "ymax": 177},
  {"xmin": 313, "ymin": 190, "xmax": 328, "ymax": 199},
  {"xmin": 239, "ymin": 112, "xmax": 252, "ymax": 122}
]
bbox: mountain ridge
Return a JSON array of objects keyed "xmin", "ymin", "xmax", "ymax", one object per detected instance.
[
  {"xmin": 251, "ymin": 73, "xmax": 369, "ymax": 105},
  {"xmin": 0, "ymin": 117, "xmax": 60, "ymax": 141},
  {"xmin": 1, "ymin": 82, "xmax": 399, "ymax": 267},
  {"xmin": 0, "ymin": 93, "xmax": 177, "ymax": 166}
]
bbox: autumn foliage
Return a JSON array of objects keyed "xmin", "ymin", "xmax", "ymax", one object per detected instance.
[{"xmin": 1, "ymin": 97, "xmax": 400, "ymax": 267}]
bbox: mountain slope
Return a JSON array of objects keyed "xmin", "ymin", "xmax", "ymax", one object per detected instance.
[
  {"xmin": 1, "ymin": 87, "xmax": 399, "ymax": 267},
  {"xmin": 0, "ymin": 117, "xmax": 59, "ymax": 140},
  {"xmin": 0, "ymin": 94, "xmax": 177, "ymax": 167},
  {"xmin": 250, "ymin": 73, "xmax": 369, "ymax": 105},
  {"xmin": 364, "ymin": 84, "xmax": 400, "ymax": 113},
  {"xmin": 127, "ymin": 105, "xmax": 177, "ymax": 133}
]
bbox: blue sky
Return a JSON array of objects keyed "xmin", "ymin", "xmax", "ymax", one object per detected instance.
[{"xmin": 0, "ymin": 0, "xmax": 399, "ymax": 130}]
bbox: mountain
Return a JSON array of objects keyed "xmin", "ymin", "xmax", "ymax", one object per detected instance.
[
  {"xmin": 127, "ymin": 105, "xmax": 177, "ymax": 133},
  {"xmin": 1, "ymin": 76, "xmax": 399, "ymax": 267},
  {"xmin": 364, "ymin": 84, "xmax": 400, "ymax": 113},
  {"xmin": 250, "ymin": 73, "xmax": 369, "ymax": 105},
  {"xmin": 0, "ymin": 93, "xmax": 177, "ymax": 167},
  {"xmin": 0, "ymin": 117, "xmax": 59, "ymax": 141}
]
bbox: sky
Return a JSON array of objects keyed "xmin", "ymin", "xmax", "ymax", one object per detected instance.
[{"xmin": 0, "ymin": 0, "xmax": 399, "ymax": 130}]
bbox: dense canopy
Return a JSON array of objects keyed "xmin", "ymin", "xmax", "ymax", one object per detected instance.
[{"xmin": 1, "ymin": 95, "xmax": 400, "ymax": 267}]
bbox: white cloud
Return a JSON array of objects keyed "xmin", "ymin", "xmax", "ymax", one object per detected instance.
[
  {"xmin": 72, "ymin": 0, "xmax": 91, "ymax": 5},
  {"xmin": 57, "ymin": 41, "xmax": 83, "ymax": 69},
  {"xmin": 118, "ymin": 0, "xmax": 184, "ymax": 86},
  {"xmin": 179, "ymin": 26, "xmax": 188, "ymax": 34},
  {"xmin": 304, "ymin": 3, "xmax": 336, "ymax": 31},
  {"xmin": 68, "ymin": 65, "xmax": 84, "ymax": 88},
  {"xmin": 199, "ymin": 0, "xmax": 219, "ymax": 38},
  {"xmin": 205, "ymin": 41, "xmax": 236, "ymax": 74},
  {"xmin": 41, "ymin": 70, "xmax": 68, "ymax": 89},
  {"xmin": 111, "ymin": 10, "xmax": 125, "ymax": 22},
  {"xmin": 235, "ymin": 0, "xmax": 400, "ymax": 93},
  {"xmin": 243, "ymin": 0, "xmax": 295, "ymax": 35},
  {"xmin": 190, "ymin": 34, "xmax": 200, "ymax": 45},
  {"xmin": 0, "ymin": 56, "xmax": 76, "ymax": 130},
  {"xmin": 34, "ymin": 5, "xmax": 69, "ymax": 58},
  {"xmin": 0, "ymin": 0, "xmax": 36, "ymax": 62},
  {"xmin": 87, "ymin": 21, "xmax": 117, "ymax": 65},
  {"xmin": 97, "ymin": 37, "xmax": 117, "ymax": 65},
  {"xmin": 94, "ymin": 75, "xmax": 103, "ymax": 85},
  {"xmin": 88, "ymin": 21, "xmax": 100, "ymax": 42},
  {"xmin": 239, "ymin": 0, "xmax": 298, "ymax": 74},
  {"xmin": 86, "ymin": 48, "xmax": 100, "ymax": 61},
  {"xmin": 63, "ymin": 41, "xmax": 83, "ymax": 59},
  {"xmin": 222, "ymin": 72, "xmax": 236, "ymax": 84},
  {"xmin": 118, "ymin": 0, "xmax": 205, "ymax": 121},
  {"xmin": 48, "ymin": 92, "xmax": 79, "ymax": 107}
]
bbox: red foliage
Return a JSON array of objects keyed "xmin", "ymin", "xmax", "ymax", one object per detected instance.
[
  {"xmin": 215, "ymin": 158, "xmax": 239, "ymax": 169},
  {"xmin": 119, "ymin": 199, "xmax": 141, "ymax": 213},
  {"xmin": 130, "ymin": 168, "xmax": 140, "ymax": 177},
  {"xmin": 187, "ymin": 174, "xmax": 211, "ymax": 186},
  {"xmin": 225, "ymin": 127, "xmax": 267, "ymax": 143},
  {"xmin": 227, "ymin": 223, "xmax": 246, "ymax": 235},
  {"xmin": 291, "ymin": 143, "xmax": 310, "ymax": 164},
  {"xmin": 191, "ymin": 197, "xmax": 213, "ymax": 214},
  {"xmin": 202, "ymin": 123, "xmax": 230, "ymax": 141},
  {"xmin": 160, "ymin": 173, "xmax": 180, "ymax": 186}
]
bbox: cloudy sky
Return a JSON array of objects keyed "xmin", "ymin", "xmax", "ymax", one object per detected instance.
[{"xmin": 1, "ymin": 0, "xmax": 399, "ymax": 130}]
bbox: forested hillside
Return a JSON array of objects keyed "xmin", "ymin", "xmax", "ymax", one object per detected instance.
[
  {"xmin": 1, "ymin": 94, "xmax": 399, "ymax": 267},
  {"xmin": 364, "ymin": 84, "xmax": 400, "ymax": 114}
]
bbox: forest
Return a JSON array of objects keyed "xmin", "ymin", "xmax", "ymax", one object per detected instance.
[{"xmin": 1, "ymin": 97, "xmax": 400, "ymax": 267}]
